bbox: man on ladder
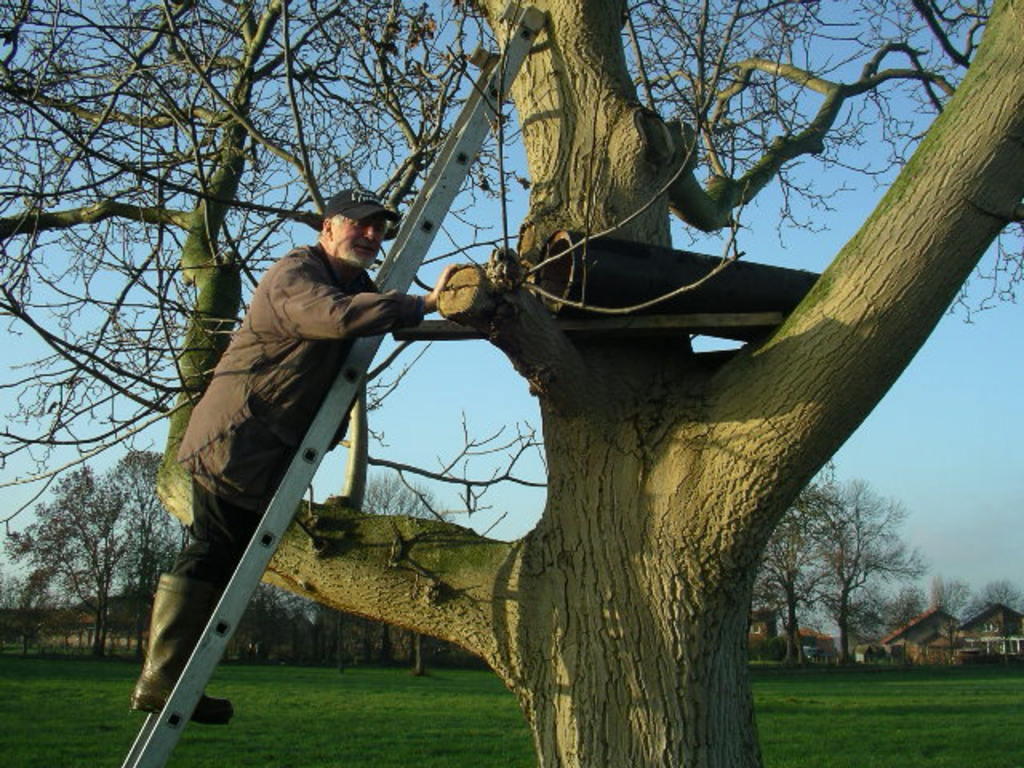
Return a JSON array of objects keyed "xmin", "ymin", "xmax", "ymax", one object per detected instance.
[
  {"xmin": 130, "ymin": 188, "xmax": 456, "ymax": 724},
  {"xmin": 121, "ymin": 10, "xmax": 544, "ymax": 762}
]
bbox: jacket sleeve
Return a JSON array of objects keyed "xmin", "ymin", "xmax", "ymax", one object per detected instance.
[{"xmin": 255, "ymin": 254, "xmax": 424, "ymax": 340}]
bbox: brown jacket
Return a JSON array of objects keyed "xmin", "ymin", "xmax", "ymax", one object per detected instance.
[{"xmin": 178, "ymin": 245, "xmax": 424, "ymax": 510}]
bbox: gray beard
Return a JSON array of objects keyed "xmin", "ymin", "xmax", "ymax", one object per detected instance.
[{"xmin": 337, "ymin": 249, "xmax": 376, "ymax": 270}]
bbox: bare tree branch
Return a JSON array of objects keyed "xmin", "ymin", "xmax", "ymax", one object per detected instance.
[{"xmin": 0, "ymin": 199, "xmax": 190, "ymax": 238}]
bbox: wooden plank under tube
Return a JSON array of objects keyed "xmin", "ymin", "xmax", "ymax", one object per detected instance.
[{"xmin": 392, "ymin": 312, "xmax": 785, "ymax": 341}]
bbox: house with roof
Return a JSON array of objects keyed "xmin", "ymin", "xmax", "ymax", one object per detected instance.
[
  {"xmin": 881, "ymin": 607, "xmax": 960, "ymax": 664},
  {"xmin": 746, "ymin": 608, "xmax": 783, "ymax": 660},
  {"xmin": 748, "ymin": 608, "xmax": 778, "ymax": 645},
  {"xmin": 799, "ymin": 628, "xmax": 837, "ymax": 662},
  {"xmin": 958, "ymin": 603, "xmax": 1024, "ymax": 662}
]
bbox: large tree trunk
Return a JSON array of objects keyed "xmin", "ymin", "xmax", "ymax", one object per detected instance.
[
  {"xmin": 496, "ymin": 398, "xmax": 762, "ymax": 766},
  {"xmin": 268, "ymin": 386, "xmax": 764, "ymax": 765},
  {"xmin": 494, "ymin": 0, "xmax": 676, "ymax": 255}
]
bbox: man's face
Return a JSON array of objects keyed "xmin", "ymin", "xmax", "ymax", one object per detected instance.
[{"xmin": 320, "ymin": 214, "xmax": 389, "ymax": 270}]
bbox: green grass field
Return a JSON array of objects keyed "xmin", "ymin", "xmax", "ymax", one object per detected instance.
[
  {"xmin": 1, "ymin": 654, "xmax": 1022, "ymax": 767},
  {"xmin": 752, "ymin": 665, "xmax": 1024, "ymax": 768}
]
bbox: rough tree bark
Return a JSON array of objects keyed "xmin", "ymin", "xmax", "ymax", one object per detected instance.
[{"xmin": 172, "ymin": 1, "xmax": 1023, "ymax": 766}]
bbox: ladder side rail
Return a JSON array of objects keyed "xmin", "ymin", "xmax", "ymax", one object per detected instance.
[
  {"xmin": 377, "ymin": 56, "xmax": 503, "ymax": 281},
  {"xmin": 377, "ymin": 7, "xmax": 544, "ymax": 292},
  {"xmin": 121, "ymin": 715, "xmax": 159, "ymax": 768},
  {"xmin": 120, "ymin": 9, "xmax": 543, "ymax": 768}
]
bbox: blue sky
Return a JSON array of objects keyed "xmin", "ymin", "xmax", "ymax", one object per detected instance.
[{"xmin": 830, "ymin": 270, "xmax": 1024, "ymax": 592}]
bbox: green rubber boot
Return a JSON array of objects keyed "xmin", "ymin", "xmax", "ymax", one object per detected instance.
[{"xmin": 130, "ymin": 574, "xmax": 233, "ymax": 725}]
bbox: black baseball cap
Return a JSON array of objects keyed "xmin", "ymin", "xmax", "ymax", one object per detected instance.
[{"xmin": 323, "ymin": 188, "xmax": 400, "ymax": 221}]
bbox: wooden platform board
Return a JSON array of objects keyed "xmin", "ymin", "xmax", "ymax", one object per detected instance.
[{"xmin": 392, "ymin": 312, "xmax": 784, "ymax": 343}]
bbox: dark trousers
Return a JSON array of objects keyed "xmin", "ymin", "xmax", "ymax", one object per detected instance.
[{"xmin": 170, "ymin": 483, "xmax": 261, "ymax": 590}]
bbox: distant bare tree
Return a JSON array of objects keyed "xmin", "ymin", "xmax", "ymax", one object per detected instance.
[
  {"xmin": 967, "ymin": 579, "xmax": 1024, "ymax": 616},
  {"xmin": 883, "ymin": 584, "xmax": 927, "ymax": 631},
  {"xmin": 929, "ymin": 575, "xmax": 972, "ymax": 618},
  {"xmin": 925, "ymin": 575, "xmax": 972, "ymax": 662},
  {"xmin": 363, "ymin": 471, "xmax": 438, "ymax": 520},
  {"xmin": 1, "ymin": 568, "xmax": 54, "ymax": 654},
  {"xmin": 816, "ymin": 479, "xmax": 926, "ymax": 663},
  {"xmin": 6, "ymin": 452, "xmax": 175, "ymax": 656},
  {"xmin": 7, "ymin": 466, "xmax": 129, "ymax": 655},
  {"xmin": 113, "ymin": 451, "xmax": 185, "ymax": 656},
  {"xmin": 754, "ymin": 482, "xmax": 831, "ymax": 664}
]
